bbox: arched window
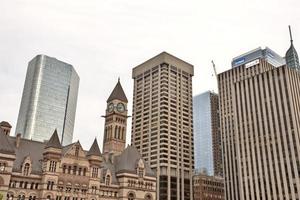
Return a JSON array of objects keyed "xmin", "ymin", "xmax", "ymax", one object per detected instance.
[
  {"xmin": 78, "ymin": 167, "xmax": 82, "ymax": 176},
  {"xmin": 114, "ymin": 126, "xmax": 118, "ymax": 138},
  {"xmin": 46, "ymin": 195, "xmax": 51, "ymax": 200},
  {"xmin": 110, "ymin": 125, "xmax": 113, "ymax": 138},
  {"xmin": 104, "ymin": 127, "xmax": 107, "ymax": 141},
  {"xmin": 23, "ymin": 163, "xmax": 30, "ymax": 176},
  {"xmin": 73, "ymin": 166, "xmax": 77, "ymax": 175},
  {"xmin": 128, "ymin": 192, "xmax": 135, "ymax": 200},
  {"xmin": 75, "ymin": 146, "xmax": 79, "ymax": 157},
  {"xmin": 118, "ymin": 126, "xmax": 121, "ymax": 139},
  {"xmin": 17, "ymin": 195, "xmax": 25, "ymax": 200},
  {"xmin": 68, "ymin": 166, "xmax": 71, "ymax": 174},
  {"xmin": 106, "ymin": 175, "xmax": 110, "ymax": 185},
  {"xmin": 63, "ymin": 165, "xmax": 66, "ymax": 173},
  {"xmin": 6, "ymin": 193, "xmax": 13, "ymax": 200},
  {"xmin": 144, "ymin": 194, "xmax": 152, "ymax": 200},
  {"xmin": 122, "ymin": 127, "xmax": 125, "ymax": 140}
]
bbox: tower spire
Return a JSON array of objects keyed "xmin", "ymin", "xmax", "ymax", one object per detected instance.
[{"xmin": 289, "ymin": 25, "xmax": 293, "ymax": 44}]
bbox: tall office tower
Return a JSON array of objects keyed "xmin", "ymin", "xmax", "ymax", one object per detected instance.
[
  {"xmin": 132, "ymin": 52, "xmax": 194, "ymax": 200},
  {"xmin": 103, "ymin": 79, "xmax": 128, "ymax": 154},
  {"xmin": 193, "ymin": 91, "xmax": 222, "ymax": 176},
  {"xmin": 285, "ymin": 26, "xmax": 300, "ymax": 70},
  {"xmin": 219, "ymin": 46, "xmax": 300, "ymax": 200},
  {"xmin": 16, "ymin": 55, "xmax": 79, "ymax": 145}
]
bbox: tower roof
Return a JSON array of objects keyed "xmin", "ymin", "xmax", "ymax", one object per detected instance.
[
  {"xmin": 87, "ymin": 138, "xmax": 101, "ymax": 156},
  {"xmin": 45, "ymin": 130, "xmax": 62, "ymax": 149},
  {"xmin": 0, "ymin": 130, "xmax": 15, "ymax": 154},
  {"xmin": 0, "ymin": 121, "xmax": 12, "ymax": 128},
  {"xmin": 107, "ymin": 79, "xmax": 128, "ymax": 103},
  {"xmin": 285, "ymin": 25, "xmax": 300, "ymax": 70}
]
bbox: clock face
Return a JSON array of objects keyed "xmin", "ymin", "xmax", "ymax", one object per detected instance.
[
  {"xmin": 108, "ymin": 103, "xmax": 114, "ymax": 112},
  {"xmin": 117, "ymin": 103, "xmax": 125, "ymax": 112}
]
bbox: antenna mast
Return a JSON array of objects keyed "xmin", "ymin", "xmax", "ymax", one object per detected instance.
[
  {"xmin": 211, "ymin": 60, "xmax": 218, "ymax": 80},
  {"xmin": 289, "ymin": 25, "xmax": 293, "ymax": 43}
]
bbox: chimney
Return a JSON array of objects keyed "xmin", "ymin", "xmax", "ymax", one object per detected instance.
[{"xmin": 16, "ymin": 133, "xmax": 21, "ymax": 148}]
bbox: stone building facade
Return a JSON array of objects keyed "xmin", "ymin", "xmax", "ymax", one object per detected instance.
[
  {"xmin": 0, "ymin": 81, "xmax": 156, "ymax": 200},
  {"xmin": 193, "ymin": 173, "xmax": 224, "ymax": 200}
]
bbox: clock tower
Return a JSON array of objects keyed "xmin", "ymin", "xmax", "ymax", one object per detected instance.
[{"xmin": 103, "ymin": 79, "xmax": 128, "ymax": 155}]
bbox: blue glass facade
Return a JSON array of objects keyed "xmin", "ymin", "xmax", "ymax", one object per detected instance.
[
  {"xmin": 193, "ymin": 91, "xmax": 215, "ymax": 175},
  {"xmin": 232, "ymin": 47, "xmax": 285, "ymax": 68},
  {"xmin": 16, "ymin": 55, "xmax": 79, "ymax": 145}
]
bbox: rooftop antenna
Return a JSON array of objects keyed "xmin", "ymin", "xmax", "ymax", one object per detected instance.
[
  {"xmin": 211, "ymin": 60, "xmax": 218, "ymax": 80},
  {"xmin": 289, "ymin": 25, "xmax": 293, "ymax": 44},
  {"xmin": 211, "ymin": 60, "xmax": 218, "ymax": 93}
]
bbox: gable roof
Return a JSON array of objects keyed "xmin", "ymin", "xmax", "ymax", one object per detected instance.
[
  {"xmin": 114, "ymin": 145, "xmax": 155, "ymax": 177},
  {"xmin": 87, "ymin": 138, "xmax": 101, "ymax": 156},
  {"xmin": 107, "ymin": 80, "xmax": 128, "ymax": 103},
  {"xmin": 0, "ymin": 131, "xmax": 15, "ymax": 154},
  {"xmin": 45, "ymin": 130, "xmax": 62, "ymax": 149}
]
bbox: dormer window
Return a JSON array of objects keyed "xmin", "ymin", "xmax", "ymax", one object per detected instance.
[
  {"xmin": 105, "ymin": 175, "xmax": 111, "ymax": 186},
  {"xmin": 136, "ymin": 159, "xmax": 145, "ymax": 178},
  {"xmin": 0, "ymin": 162, "xmax": 6, "ymax": 172},
  {"xmin": 75, "ymin": 145, "xmax": 79, "ymax": 157},
  {"xmin": 138, "ymin": 168, "xmax": 144, "ymax": 178},
  {"xmin": 23, "ymin": 163, "xmax": 30, "ymax": 176}
]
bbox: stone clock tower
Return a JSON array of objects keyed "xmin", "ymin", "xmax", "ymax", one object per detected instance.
[{"xmin": 103, "ymin": 79, "xmax": 128, "ymax": 155}]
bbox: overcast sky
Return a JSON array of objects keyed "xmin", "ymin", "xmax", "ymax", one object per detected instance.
[{"xmin": 0, "ymin": 0, "xmax": 299, "ymax": 149}]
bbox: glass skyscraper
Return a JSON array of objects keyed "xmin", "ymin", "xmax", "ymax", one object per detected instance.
[
  {"xmin": 16, "ymin": 55, "xmax": 79, "ymax": 145},
  {"xmin": 193, "ymin": 91, "xmax": 220, "ymax": 176}
]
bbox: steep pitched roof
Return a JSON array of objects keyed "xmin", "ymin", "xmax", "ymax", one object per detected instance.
[
  {"xmin": 101, "ymin": 159, "xmax": 118, "ymax": 184},
  {"xmin": 7, "ymin": 137, "xmax": 45, "ymax": 174},
  {"xmin": 0, "ymin": 121, "xmax": 12, "ymax": 128},
  {"xmin": 285, "ymin": 25, "xmax": 300, "ymax": 70},
  {"xmin": 114, "ymin": 145, "xmax": 155, "ymax": 177},
  {"xmin": 87, "ymin": 138, "xmax": 101, "ymax": 156},
  {"xmin": 107, "ymin": 79, "xmax": 128, "ymax": 103},
  {"xmin": 45, "ymin": 130, "xmax": 62, "ymax": 149},
  {"xmin": 0, "ymin": 131, "xmax": 15, "ymax": 154}
]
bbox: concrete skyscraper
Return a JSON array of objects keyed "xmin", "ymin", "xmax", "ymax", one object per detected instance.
[
  {"xmin": 131, "ymin": 52, "xmax": 194, "ymax": 200},
  {"xmin": 16, "ymin": 55, "xmax": 79, "ymax": 145},
  {"xmin": 193, "ymin": 91, "xmax": 221, "ymax": 176},
  {"xmin": 219, "ymin": 45, "xmax": 300, "ymax": 199}
]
